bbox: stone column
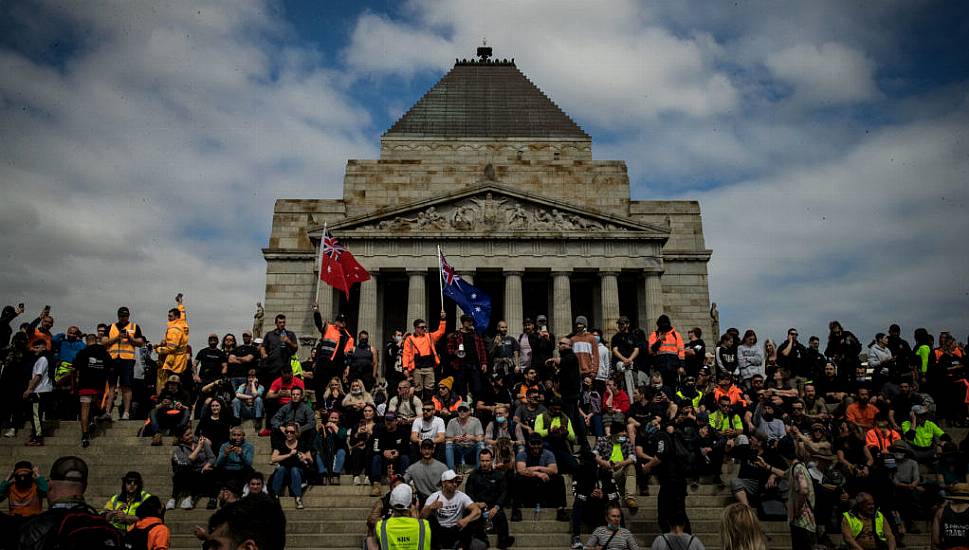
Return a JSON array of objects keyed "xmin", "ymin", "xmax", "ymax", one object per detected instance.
[
  {"xmin": 504, "ymin": 271, "xmax": 523, "ymax": 332},
  {"xmin": 644, "ymin": 271, "xmax": 664, "ymax": 327},
  {"xmin": 551, "ymin": 271, "xmax": 572, "ymax": 338},
  {"xmin": 357, "ymin": 273, "xmax": 378, "ymax": 336},
  {"xmin": 406, "ymin": 271, "xmax": 426, "ymax": 325},
  {"xmin": 600, "ymin": 271, "xmax": 620, "ymax": 341}
]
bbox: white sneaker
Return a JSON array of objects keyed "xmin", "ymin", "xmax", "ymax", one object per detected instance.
[
  {"xmin": 121, "ymin": 412, "xmax": 130, "ymax": 421},
  {"xmin": 295, "ymin": 496, "xmax": 304, "ymax": 510},
  {"xmin": 353, "ymin": 475, "xmax": 362, "ymax": 486},
  {"xmin": 2, "ymin": 428, "xmax": 15, "ymax": 438},
  {"xmin": 165, "ymin": 498, "xmax": 176, "ymax": 510},
  {"xmin": 179, "ymin": 496, "xmax": 194, "ymax": 510}
]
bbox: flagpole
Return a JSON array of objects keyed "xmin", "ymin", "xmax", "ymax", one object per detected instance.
[
  {"xmin": 316, "ymin": 221, "xmax": 327, "ymax": 307},
  {"xmin": 437, "ymin": 244, "xmax": 445, "ymax": 313}
]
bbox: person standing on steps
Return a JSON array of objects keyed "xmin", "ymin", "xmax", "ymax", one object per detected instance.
[{"xmin": 104, "ymin": 306, "xmax": 145, "ymax": 420}]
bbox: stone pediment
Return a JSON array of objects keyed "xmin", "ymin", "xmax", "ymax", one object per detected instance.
[{"xmin": 316, "ymin": 184, "xmax": 670, "ymax": 238}]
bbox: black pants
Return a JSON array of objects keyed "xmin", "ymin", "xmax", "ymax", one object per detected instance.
[
  {"xmin": 486, "ymin": 507, "xmax": 511, "ymax": 547},
  {"xmin": 513, "ymin": 474, "xmax": 566, "ymax": 509},
  {"xmin": 563, "ymin": 400, "xmax": 589, "ymax": 451},
  {"xmin": 657, "ymin": 477, "xmax": 689, "ymax": 533},
  {"xmin": 172, "ymin": 469, "xmax": 214, "ymax": 500},
  {"xmin": 429, "ymin": 516, "xmax": 487, "ymax": 550},
  {"xmin": 790, "ymin": 525, "xmax": 816, "ymax": 550}
]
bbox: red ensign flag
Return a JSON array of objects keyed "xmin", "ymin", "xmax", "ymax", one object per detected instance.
[{"xmin": 320, "ymin": 231, "xmax": 371, "ymax": 298}]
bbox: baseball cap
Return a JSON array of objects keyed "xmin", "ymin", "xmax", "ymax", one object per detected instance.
[
  {"xmin": 911, "ymin": 405, "xmax": 928, "ymax": 415},
  {"xmin": 389, "ymin": 483, "xmax": 413, "ymax": 509},
  {"xmin": 166, "ymin": 375, "xmax": 181, "ymax": 385},
  {"xmin": 441, "ymin": 470, "xmax": 460, "ymax": 482},
  {"xmin": 457, "ymin": 402, "xmax": 470, "ymax": 411},
  {"xmin": 49, "ymin": 456, "xmax": 88, "ymax": 487},
  {"xmin": 575, "ymin": 315, "xmax": 588, "ymax": 326},
  {"xmin": 536, "ymin": 315, "xmax": 548, "ymax": 323},
  {"xmin": 384, "ymin": 411, "xmax": 398, "ymax": 421}
]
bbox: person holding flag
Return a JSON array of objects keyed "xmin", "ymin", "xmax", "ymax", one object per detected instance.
[{"xmin": 447, "ymin": 315, "xmax": 489, "ymax": 400}]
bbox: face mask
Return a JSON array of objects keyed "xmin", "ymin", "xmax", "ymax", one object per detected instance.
[
  {"xmin": 617, "ymin": 436, "xmax": 627, "ymax": 443},
  {"xmin": 594, "ymin": 335, "xmax": 601, "ymax": 344},
  {"xmin": 608, "ymin": 523, "xmax": 620, "ymax": 531},
  {"xmin": 351, "ymin": 388, "xmax": 363, "ymax": 395},
  {"xmin": 496, "ymin": 416, "xmax": 506, "ymax": 423},
  {"xmin": 394, "ymin": 335, "xmax": 403, "ymax": 344}
]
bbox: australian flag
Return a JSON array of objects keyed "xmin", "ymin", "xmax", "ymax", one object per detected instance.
[{"xmin": 439, "ymin": 249, "xmax": 492, "ymax": 333}]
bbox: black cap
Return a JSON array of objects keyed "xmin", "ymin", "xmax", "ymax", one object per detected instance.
[
  {"xmin": 49, "ymin": 456, "xmax": 88, "ymax": 487},
  {"xmin": 420, "ymin": 439, "xmax": 435, "ymax": 449},
  {"xmin": 117, "ymin": 306, "xmax": 130, "ymax": 315},
  {"xmin": 335, "ymin": 313, "xmax": 347, "ymax": 323}
]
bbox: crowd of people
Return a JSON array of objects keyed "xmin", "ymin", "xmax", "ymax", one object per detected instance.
[{"xmin": 2, "ymin": 296, "xmax": 969, "ymax": 550}]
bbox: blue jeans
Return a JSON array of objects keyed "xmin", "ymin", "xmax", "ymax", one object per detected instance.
[
  {"xmin": 150, "ymin": 407, "xmax": 189, "ymax": 434},
  {"xmin": 232, "ymin": 396, "xmax": 264, "ymax": 420},
  {"xmin": 370, "ymin": 453, "xmax": 411, "ymax": 482},
  {"xmin": 446, "ymin": 442, "xmax": 482, "ymax": 470},
  {"xmin": 271, "ymin": 465, "xmax": 303, "ymax": 497},
  {"xmin": 317, "ymin": 448, "xmax": 347, "ymax": 475}
]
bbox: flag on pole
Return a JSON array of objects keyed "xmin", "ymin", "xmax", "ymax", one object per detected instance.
[
  {"xmin": 320, "ymin": 230, "xmax": 371, "ymax": 298},
  {"xmin": 439, "ymin": 249, "xmax": 492, "ymax": 332}
]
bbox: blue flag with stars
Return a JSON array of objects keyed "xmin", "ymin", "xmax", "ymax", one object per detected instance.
[{"xmin": 439, "ymin": 250, "xmax": 492, "ymax": 332}]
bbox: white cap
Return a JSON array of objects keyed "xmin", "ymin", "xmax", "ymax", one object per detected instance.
[
  {"xmin": 389, "ymin": 483, "xmax": 413, "ymax": 509},
  {"xmin": 441, "ymin": 469, "xmax": 460, "ymax": 482}
]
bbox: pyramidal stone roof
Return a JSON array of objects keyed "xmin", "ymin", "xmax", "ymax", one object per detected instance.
[{"xmin": 383, "ymin": 54, "xmax": 590, "ymax": 140}]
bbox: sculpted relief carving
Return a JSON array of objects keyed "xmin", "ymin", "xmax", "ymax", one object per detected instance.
[{"xmin": 373, "ymin": 192, "xmax": 625, "ymax": 232}]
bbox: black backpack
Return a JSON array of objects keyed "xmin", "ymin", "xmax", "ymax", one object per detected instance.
[
  {"xmin": 123, "ymin": 522, "xmax": 164, "ymax": 550},
  {"xmin": 48, "ymin": 505, "xmax": 123, "ymax": 550}
]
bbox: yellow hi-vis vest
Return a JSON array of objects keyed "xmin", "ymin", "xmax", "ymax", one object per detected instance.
[
  {"xmin": 843, "ymin": 510, "xmax": 887, "ymax": 541},
  {"xmin": 108, "ymin": 322, "xmax": 139, "ymax": 360},
  {"xmin": 376, "ymin": 517, "xmax": 431, "ymax": 550}
]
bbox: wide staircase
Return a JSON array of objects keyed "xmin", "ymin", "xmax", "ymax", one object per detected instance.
[{"xmin": 0, "ymin": 421, "xmax": 940, "ymax": 549}]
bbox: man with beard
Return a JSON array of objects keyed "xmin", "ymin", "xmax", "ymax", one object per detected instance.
[
  {"xmin": 489, "ymin": 320, "xmax": 520, "ymax": 387},
  {"xmin": 446, "ymin": 314, "xmax": 489, "ymax": 400},
  {"xmin": 465, "ymin": 448, "xmax": 515, "ymax": 550}
]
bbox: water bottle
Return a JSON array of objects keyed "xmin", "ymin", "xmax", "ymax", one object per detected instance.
[
  {"xmin": 534, "ymin": 502, "xmax": 540, "ymax": 521},
  {"xmin": 482, "ymin": 508, "xmax": 493, "ymax": 531}
]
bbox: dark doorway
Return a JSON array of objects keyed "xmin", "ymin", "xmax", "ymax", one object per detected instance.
[
  {"xmin": 618, "ymin": 273, "xmax": 640, "ymax": 329},
  {"xmin": 381, "ymin": 274, "xmax": 409, "ymax": 338},
  {"xmin": 522, "ymin": 273, "xmax": 550, "ymax": 329},
  {"xmin": 570, "ymin": 273, "xmax": 596, "ymax": 329}
]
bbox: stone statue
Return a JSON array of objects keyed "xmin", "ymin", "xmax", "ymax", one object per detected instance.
[
  {"xmin": 252, "ymin": 302, "xmax": 265, "ymax": 338},
  {"xmin": 710, "ymin": 302, "xmax": 720, "ymax": 338},
  {"xmin": 508, "ymin": 203, "xmax": 530, "ymax": 228}
]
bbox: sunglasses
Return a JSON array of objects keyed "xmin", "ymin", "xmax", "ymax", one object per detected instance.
[
  {"xmin": 417, "ymin": 325, "xmax": 427, "ymax": 329},
  {"xmin": 284, "ymin": 430, "xmax": 297, "ymax": 435}
]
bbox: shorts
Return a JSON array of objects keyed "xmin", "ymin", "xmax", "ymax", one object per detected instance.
[
  {"xmin": 730, "ymin": 477, "xmax": 760, "ymax": 496},
  {"xmin": 79, "ymin": 391, "xmax": 99, "ymax": 404},
  {"xmin": 112, "ymin": 359, "xmax": 135, "ymax": 387}
]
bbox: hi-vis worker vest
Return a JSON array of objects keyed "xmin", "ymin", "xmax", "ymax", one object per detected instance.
[
  {"xmin": 843, "ymin": 510, "xmax": 887, "ymax": 541},
  {"xmin": 105, "ymin": 490, "xmax": 151, "ymax": 530},
  {"xmin": 676, "ymin": 390, "xmax": 703, "ymax": 409},
  {"xmin": 648, "ymin": 330, "xmax": 685, "ymax": 359},
  {"xmin": 319, "ymin": 323, "xmax": 354, "ymax": 362},
  {"xmin": 108, "ymin": 322, "xmax": 139, "ymax": 360},
  {"xmin": 376, "ymin": 517, "xmax": 431, "ymax": 550}
]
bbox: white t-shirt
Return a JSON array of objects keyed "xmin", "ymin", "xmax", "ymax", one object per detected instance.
[
  {"xmin": 412, "ymin": 416, "xmax": 446, "ymax": 441},
  {"xmin": 31, "ymin": 357, "xmax": 53, "ymax": 394},
  {"xmin": 425, "ymin": 490, "xmax": 474, "ymax": 528}
]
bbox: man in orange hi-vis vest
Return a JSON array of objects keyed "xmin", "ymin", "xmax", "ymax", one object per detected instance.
[
  {"xmin": 648, "ymin": 314, "xmax": 685, "ymax": 387},
  {"xmin": 403, "ymin": 311, "xmax": 447, "ymax": 401}
]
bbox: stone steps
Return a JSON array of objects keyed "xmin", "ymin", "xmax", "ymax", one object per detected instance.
[{"xmin": 0, "ymin": 421, "xmax": 942, "ymax": 550}]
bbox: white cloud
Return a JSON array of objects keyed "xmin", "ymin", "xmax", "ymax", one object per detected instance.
[
  {"xmin": 700, "ymin": 95, "xmax": 969, "ymax": 342},
  {"xmin": 0, "ymin": 0, "xmax": 375, "ymax": 346},
  {"xmin": 343, "ymin": 0, "xmax": 740, "ymax": 125},
  {"xmin": 766, "ymin": 42, "xmax": 878, "ymax": 105}
]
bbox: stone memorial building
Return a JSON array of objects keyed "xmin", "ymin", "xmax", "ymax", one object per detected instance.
[{"xmin": 262, "ymin": 47, "xmax": 714, "ymax": 351}]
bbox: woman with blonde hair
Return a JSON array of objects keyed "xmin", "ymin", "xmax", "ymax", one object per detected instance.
[
  {"xmin": 719, "ymin": 503, "xmax": 767, "ymax": 550},
  {"xmin": 341, "ymin": 378, "xmax": 374, "ymax": 427}
]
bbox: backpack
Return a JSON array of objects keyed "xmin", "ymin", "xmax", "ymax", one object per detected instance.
[
  {"xmin": 49, "ymin": 505, "xmax": 123, "ymax": 550},
  {"xmin": 123, "ymin": 522, "xmax": 164, "ymax": 550}
]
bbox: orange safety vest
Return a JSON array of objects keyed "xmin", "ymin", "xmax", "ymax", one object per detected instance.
[
  {"xmin": 432, "ymin": 395, "xmax": 463, "ymax": 413},
  {"xmin": 648, "ymin": 329, "xmax": 685, "ymax": 360},
  {"xmin": 403, "ymin": 321, "xmax": 446, "ymax": 372},
  {"xmin": 6, "ymin": 482, "xmax": 42, "ymax": 517},
  {"xmin": 29, "ymin": 329, "xmax": 52, "ymax": 351},
  {"xmin": 108, "ymin": 322, "xmax": 139, "ymax": 360},
  {"xmin": 320, "ymin": 323, "xmax": 355, "ymax": 362},
  {"xmin": 714, "ymin": 385, "xmax": 748, "ymax": 407}
]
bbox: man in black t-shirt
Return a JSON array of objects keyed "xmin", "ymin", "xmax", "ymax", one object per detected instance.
[
  {"xmin": 73, "ymin": 333, "xmax": 112, "ymax": 447},
  {"xmin": 259, "ymin": 314, "xmax": 298, "ymax": 386},
  {"xmin": 195, "ymin": 334, "xmax": 228, "ymax": 384},
  {"xmin": 227, "ymin": 332, "xmax": 258, "ymax": 388},
  {"xmin": 611, "ymin": 317, "xmax": 640, "ymax": 380},
  {"xmin": 684, "ymin": 328, "xmax": 706, "ymax": 378}
]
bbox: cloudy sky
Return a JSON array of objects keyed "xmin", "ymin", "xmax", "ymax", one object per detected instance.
[{"xmin": 1, "ymin": 0, "xmax": 967, "ymax": 348}]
